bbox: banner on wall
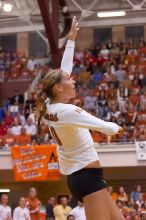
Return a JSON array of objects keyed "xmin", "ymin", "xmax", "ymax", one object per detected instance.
[
  {"xmin": 11, "ymin": 144, "xmax": 61, "ymax": 181},
  {"xmin": 135, "ymin": 141, "xmax": 146, "ymax": 160}
]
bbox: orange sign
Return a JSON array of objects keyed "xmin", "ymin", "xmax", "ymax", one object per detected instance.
[{"xmin": 11, "ymin": 144, "xmax": 61, "ymax": 181}]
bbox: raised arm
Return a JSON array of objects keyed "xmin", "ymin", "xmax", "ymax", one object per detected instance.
[{"xmin": 61, "ymin": 16, "xmax": 79, "ymax": 76}]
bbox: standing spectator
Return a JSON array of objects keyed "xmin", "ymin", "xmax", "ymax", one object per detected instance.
[
  {"xmin": 26, "ymin": 187, "xmax": 40, "ymax": 220},
  {"xmin": 70, "ymin": 201, "xmax": 86, "ymax": 220},
  {"xmin": 0, "ymin": 194, "xmax": 12, "ymax": 220},
  {"xmin": 117, "ymin": 186, "xmax": 128, "ymax": 202},
  {"xmin": 107, "ymin": 186, "xmax": 118, "ymax": 201},
  {"xmin": 53, "ymin": 197, "xmax": 72, "ymax": 220},
  {"xmin": 130, "ymin": 185, "xmax": 142, "ymax": 204},
  {"xmin": 11, "ymin": 118, "xmax": 22, "ymax": 136},
  {"xmin": 46, "ymin": 197, "xmax": 56, "ymax": 220},
  {"xmin": 13, "ymin": 197, "xmax": 30, "ymax": 220},
  {"xmin": 100, "ymin": 44, "xmax": 109, "ymax": 61},
  {"xmin": 27, "ymin": 56, "xmax": 37, "ymax": 71},
  {"xmin": 24, "ymin": 118, "xmax": 37, "ymax": 139}
]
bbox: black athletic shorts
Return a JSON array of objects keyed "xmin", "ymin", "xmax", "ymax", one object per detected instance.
[{"xmin": 67, "ymin": 167, "xmax": 107, "ymax": 202}]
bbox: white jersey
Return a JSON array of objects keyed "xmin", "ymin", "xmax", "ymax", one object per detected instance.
[
  {"xmin": 45, "ymin": 103, "xmax": 120, "ymax": 175},
  {"xmin": 13, "ymin": 207, "xmax": 30, "ymax": 220},
  {"xmin": 0, "ymin": 205, "xmax": 11, "ymax": 220}
]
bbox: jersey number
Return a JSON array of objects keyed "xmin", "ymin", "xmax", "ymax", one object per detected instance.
[{"xmin": 49, "ymin": 126, "xmax": 62, "ymax": 146}]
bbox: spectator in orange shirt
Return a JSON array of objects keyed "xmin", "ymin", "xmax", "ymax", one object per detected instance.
[
  {"xmin": 15, "ymin": 127, "xmax": 31, "ymax": 146},
  {"xmin": 107, "ymin": 186, "xmax": 118, "ymax": 201},
  {"xmin": 26, "ymin": 187, "xmax": 41, "ymax": 220}
]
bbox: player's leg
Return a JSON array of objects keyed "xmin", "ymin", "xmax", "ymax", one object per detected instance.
[{"xmin": 83, "ymin": 188, "xmax": 125, "ymax": 220}]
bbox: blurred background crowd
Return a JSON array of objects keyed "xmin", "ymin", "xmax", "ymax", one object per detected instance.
[
  {"xmin": 0, "ymin": 37, "xmax": 146, "ymax": 147},
  {"xmin": 0, "ymin": 185, "xmax": 146, "ymax": 220}
]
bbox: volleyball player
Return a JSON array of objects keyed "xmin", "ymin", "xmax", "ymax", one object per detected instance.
[{"xmin": 36, "ymin": 17, "xmax": 125, "ymax": 220}]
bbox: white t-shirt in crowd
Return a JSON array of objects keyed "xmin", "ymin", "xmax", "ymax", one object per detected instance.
[
  {"xmin": 11, "ymin": 125, "xmax": 22, "ymax": 135},
  {"xmin": 70, "ymin": 206, "xmax": 86, "ymax": 220},
  {"xmin": 13, "ymin": 207, "xmax": 30, "ymax": 220},
  {"xmin": 24, "ymin": 124, "xmax": 37, "ymax": 136},
  {"xmin": 0, "ymin": 205, "xmax": 11, "ymax": 220},
  {"xmin": 27, "ymin": 59, "xmax": 36, "ymax": 71}
]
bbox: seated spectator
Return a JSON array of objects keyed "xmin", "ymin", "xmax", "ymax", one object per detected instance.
[
  {"xmin": 97, "ymin": 90, "xmax": 108, "ymax": 118},
  {"xmin": 106, "ymin": 104, "xmax": 121, "ymax": 121},
  {"xmin": 53, "ymin": 197, "xmax": 72, "ymax": 220},
  {"xmin": 117, "ymin": 186, "xmax": 128, "ymax": 202},
  {"xmin": 70, "ymin": 201, "xmax": 86, "ymax": 220},
  {"xmin": 3, "ymin": 128, "xmax": 15, "ymax": 148},
  {"xmin": 4, "ymin": 110, "xmax": 14, "ymax": 126},
  {"xmin": 15, "ymin": 111, "xmax": 26, "ymax": 125},
  {"xmin": 83, "ymin": 90, "xmax": 97, "ymax": 111},
  {"xmin": 128, "ymin": 90, "xmax": 140, "ymax": 107},
  {"xmin": 26, "ymin": 187, "xmax": 41, "ymax": 220},
  {"xmin": 15, "ymin": 127, "xmax": 31, "ymax": 146},
  {"xmin": 140, "ymin": 89, "xmax": 146, "ymax": 107},
  {"xmin": 24, "ymin": 117, "xmax": 37, "ymax": 139},
  {"xmin": 110, "ymin": 43, "xmax": 120, "ymax": 61},
  {"xmin": 103, "ymin": 66, "xmax": 113, "ymax": 82},
  {"xmin": 117, "ymin": 85, "xmax": 128, "ymax": 112},
  {"xmin": 46, "ymin": 197, "xmax": 56, "ymax": 220},
  {"xmin": 13, "ymin": 197, "xmax": 30, "ymax": 220},
  {"xmin": 0, "ymin": 194, "xmax": 12, "ymax": 220},
  {"xmin": 0, "ymin": 120, "xmax": 8, "ymax": 136},
  {"xmin": 115, "ymin": 64, "xmax": 125, "ymax": 82},
  {"xmin": 11, "ymin": 118, "xmax": 22, "ymax": 136}
]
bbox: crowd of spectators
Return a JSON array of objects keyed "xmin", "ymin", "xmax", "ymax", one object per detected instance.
[
  {"xmin": 0, "ymin": 185, "xmax": 146, "ymax": 220},
  {"xmin": 0, "ymin": 45, "xmax": 47, "ymax": 81},
  {"xmin": 0, "ymin": 37, "xmax": 146, "ymax": 145}
]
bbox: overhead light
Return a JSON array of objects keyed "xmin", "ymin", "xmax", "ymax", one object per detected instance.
[
  {"xmin": 62, "ymin": 6, "xmax": 68, "ymax": 13},
  {"xmin": 0, "ymin": 189, "xmax": 10, "ymax": 193},
  {"xmin": 3, "ymin": 3, "xmax": 13, "ymax": 12},
  {"xmin": 97, "ymin": 11, "xmax": 126, "ymax": 18}
]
